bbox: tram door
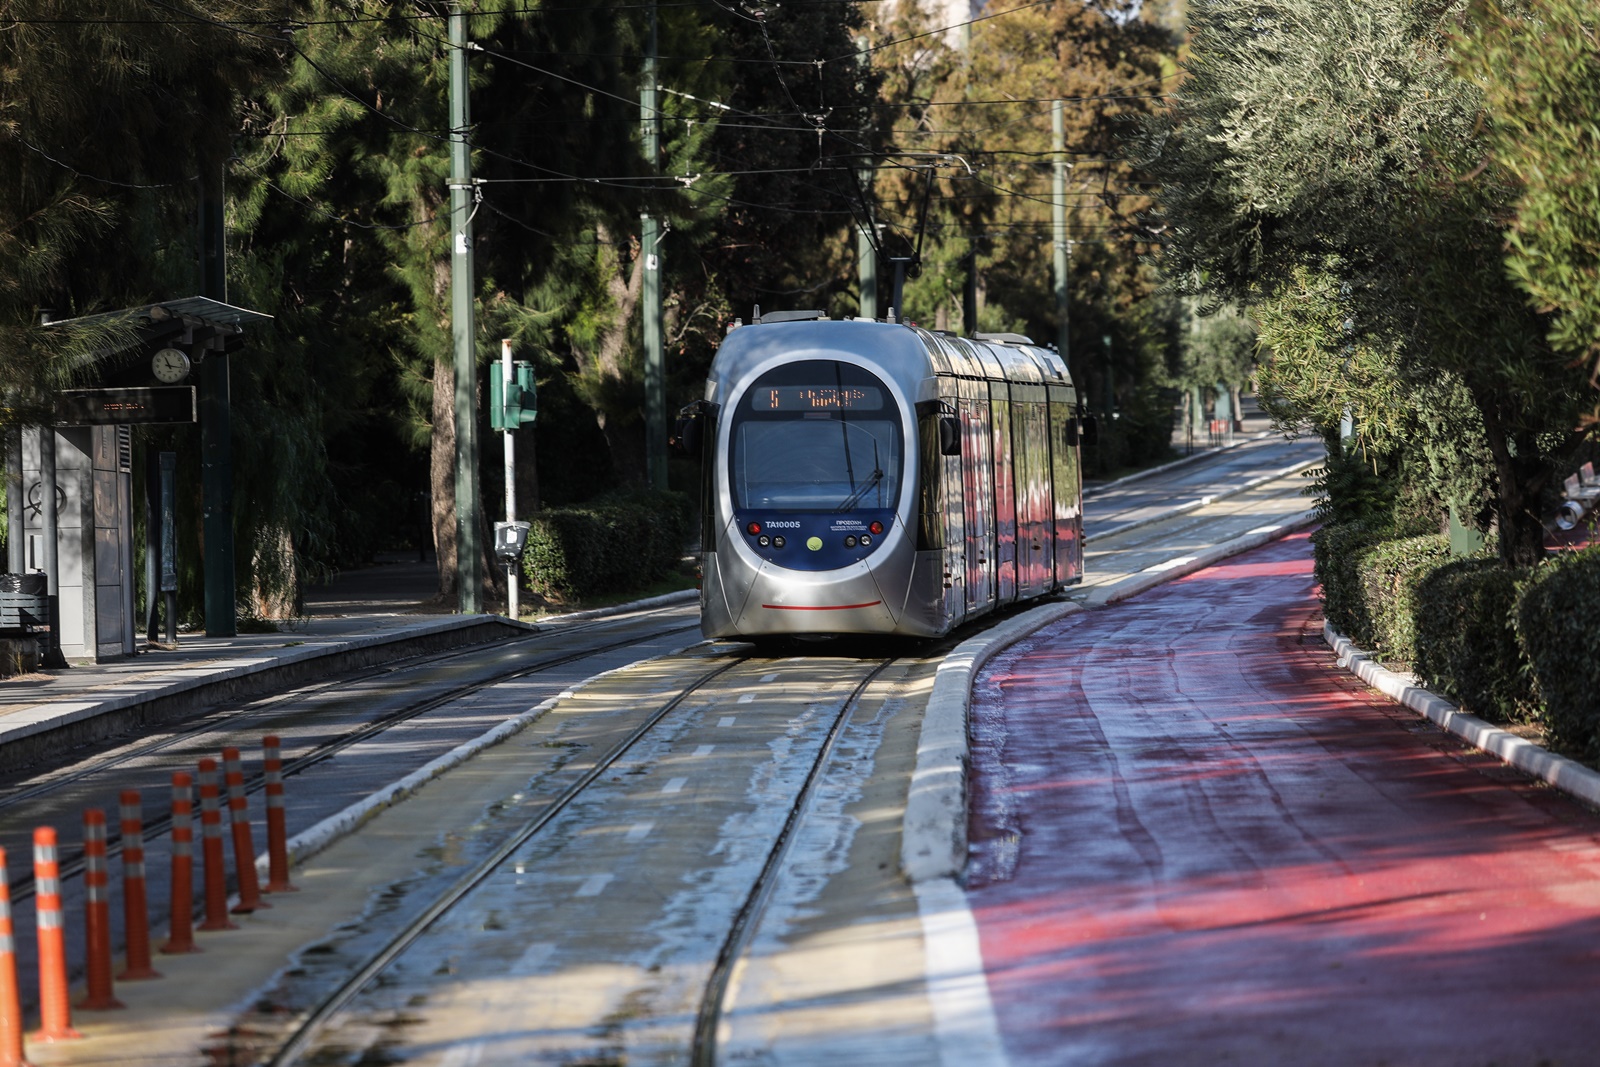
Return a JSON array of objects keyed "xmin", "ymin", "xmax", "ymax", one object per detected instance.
[
  {"xmin": 940, "ymin": 384, "xmax": 968, "ymax": 626},
  {"xmin": 960, "ymin": 382, "xmax": 995, "ymax": 615},
  {"xmin": 1048, "ymin": 385, "xmax": 1083, "ymax": 584},
  {"xmin": 990, "ymin": 382, "xmax": 1017, "ymax": 603}
]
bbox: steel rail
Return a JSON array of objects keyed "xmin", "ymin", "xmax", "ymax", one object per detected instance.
[
  {"xmin": 264, "ymin": 655, "xmax": 748, "ymax": 1067},
  {"xmin": 690, "ymin": 656, "xmax": 899, "ymax": 1067},
  {"xmin": 2, "ymin": 612, "xmax": 701, "ymax": 903}
]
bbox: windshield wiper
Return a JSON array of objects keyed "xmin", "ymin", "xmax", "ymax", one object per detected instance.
[{"xmin": 836, "ymin": 468, "xmax": 883, "ymax": 512}]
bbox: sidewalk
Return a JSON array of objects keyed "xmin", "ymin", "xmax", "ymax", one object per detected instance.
[{"xmin": 0, "ymin": 553, "xmax": 524, "ymax": 772}]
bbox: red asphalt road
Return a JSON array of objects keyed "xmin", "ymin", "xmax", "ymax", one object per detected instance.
[{"xmin": 967, "ymin": 531, "xmax": 1600, "ymax": 1067}]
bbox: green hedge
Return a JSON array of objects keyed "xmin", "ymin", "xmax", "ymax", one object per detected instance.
[
  {"xmin": 1357, "ymin": 533, "xmax": 1452, "ymax": 665},
  {"xmin": 522, "ymin": 489, "xmax": 691, "ymax": 601},
  {"xmin": 1514, "ymin": 547, "xmax": 1600, "ymax": 758},
  {"xmin": 1312, "ymin": 519, "xmax": 1397, "ymax": 647},
  {"xmin": 1413, "ymin": 559, "xmax": 1536, "ymax": 724}
]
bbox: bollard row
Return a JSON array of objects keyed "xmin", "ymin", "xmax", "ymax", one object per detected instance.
[{"xmin": 0, "ymin": 738, "xmax": 299, "ymax": 1059}]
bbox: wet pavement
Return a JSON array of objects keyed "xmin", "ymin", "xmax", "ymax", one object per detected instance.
[{"xmin": 966, "ymin": 531, "xmax": 1600, "ymax": 1066}]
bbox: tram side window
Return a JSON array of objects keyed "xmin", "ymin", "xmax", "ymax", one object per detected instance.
[{"xmin": 917, "ymin": 412, "xmax": 945, "ymax": 551}]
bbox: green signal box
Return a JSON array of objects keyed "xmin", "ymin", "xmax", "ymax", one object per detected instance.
[{"xmin": 490, "ymin": 360, "xmax": 538, "ymax": 431}]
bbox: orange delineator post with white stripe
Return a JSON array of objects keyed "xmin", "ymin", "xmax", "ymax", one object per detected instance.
[
  {"xmin": 0, "ymin": 847, "xmax": 35, "ymax": 1067},
  {"xmin": 77, "ymin": 809, "xmax": 123, "ymax": 1010},
  {"xmin": 116, "ymin": 791, "xmax": 160, "ymax": 981},
  {"xmin": 222, "ymin": 747, "xmax": 266, "ymax": 914},
  {"xmin": 262, "ymin": 736, "xmax": 297, "ymax": 893},
  {"xmin": 160, "ymin": 772, "xmax": 200, "ymax": 955},
  {"xmin": 29, "ymin": 827, "xmax": 78, "ymax": 1040},
  {"xmin": 196, "ymin": 759, "xmax": 236, "ymax": 932}
]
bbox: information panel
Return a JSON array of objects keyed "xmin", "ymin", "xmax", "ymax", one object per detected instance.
[
  {"xmin": 749, "ymin": 385, "xmax": 885, "ymax": 412},
  {"xmin": 55, "ymin": 387, "xmax": 197, "ymax": 426}
]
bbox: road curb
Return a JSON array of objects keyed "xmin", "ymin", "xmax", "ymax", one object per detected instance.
[
  {"xmin": 1323, "ymin": 623, "xmax": 1600, "ymax": 810},
  {"xmin": 900, "ymin": 508, "xmax": 1321, "ymax": 884}
]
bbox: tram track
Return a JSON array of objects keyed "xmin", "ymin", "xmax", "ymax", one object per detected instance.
[
  {"xmin": 0, "ymin": 607, "xmax": 701, "ymax": 903},
  {"xmin": 251, "ymin": 650, "xmax": 904, "ymax": 1066}
]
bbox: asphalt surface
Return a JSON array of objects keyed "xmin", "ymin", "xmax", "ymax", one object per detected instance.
[{"xmin": 965, "ymin": 531, "xmax": 1600, "ymax": 1066}]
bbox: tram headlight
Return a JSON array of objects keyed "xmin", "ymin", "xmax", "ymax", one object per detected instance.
[
  {"xmin": 747, "ymin": 521, "xmax": 762, "ymax": 536},
  {"xmin": 844, "ymin": 535, "xmax": 858, "ymax": 548},
  {"xmin": 868, "ymin": 520, "xmax": 884, "ymax": 535}
]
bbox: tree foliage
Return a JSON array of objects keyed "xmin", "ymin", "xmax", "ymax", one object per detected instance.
[
  {"xmin": 1137, "ymin": 0, "xmax": 1588, "ymax": 565},
  {"xmin": 1456, "ymin": 0, "xmax": 1600, "ymax": 401}
]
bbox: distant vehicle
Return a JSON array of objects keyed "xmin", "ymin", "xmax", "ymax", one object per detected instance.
[{"xmin": 675, "ymin": 314, "xmax": 1090, "ymax": 640}]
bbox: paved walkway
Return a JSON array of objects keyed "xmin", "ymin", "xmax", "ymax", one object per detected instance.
[
  {"xmin": 0, "ymin": 554, "xmax": 507, "ymax": 767},
  {"xmin": 966, "ymin": 531, "xmax": 1600, "ymax": 1066}
]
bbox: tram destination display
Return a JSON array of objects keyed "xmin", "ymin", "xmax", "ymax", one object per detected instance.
[{"xmin": 749, "ymin": 385, "xmax": 885, "ymax": 411}]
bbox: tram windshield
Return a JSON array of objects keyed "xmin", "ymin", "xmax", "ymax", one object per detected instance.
[{"xmin": 729, "ymin": 360, "xmax": 903, "ymax": 512}]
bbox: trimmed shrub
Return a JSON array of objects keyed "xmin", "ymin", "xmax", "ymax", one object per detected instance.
[
  {"xmin": 1514, "ymin": 547, "xmax": 1600, "ymax": 758},
  {"xmin": 1413, "ymin": 559, "xmax": 1536, "ymax": 724},
  {"xmin": 1356, "ymin": 533, "xmax": 1452, "ymax": 665},
  {"xmin": 1312, "ymin": 519, "xmax": 1396, "ymax": 647},
  {"xmin": 522, "ymin": 489, "xmax": 691, "ymax": 601}
]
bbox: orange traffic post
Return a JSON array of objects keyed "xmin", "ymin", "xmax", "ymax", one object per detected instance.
[
  {"xmin": 116, "ymin": 791, "xmax": 160, "ymax": 981},
  {"xmin": 221, "ymin": 748, "xmax": 265, "ymax": 914},
  {"xmin": 77, "ymin": 809, "xmax": 123, "ymax": 1010},
  {"xmin": 159, "ymin": 772, "xmax": 199, "ymax": 955},
  {"xmin": 261, "ymin": 736, "xmax": 297, "ymax": 893},
  {"xmin": 196, "ymin": 759, "xmax": 236, "ymax": 932},
  {"xmin": 0, "ymin": 847, "xmax": 35, "ymax": 1067},
  {"xmin": 29, "ymin": 827, "xmax": 79, "ymax": 1041}
]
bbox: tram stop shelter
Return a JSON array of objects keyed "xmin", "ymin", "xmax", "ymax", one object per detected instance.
[{"xmin": 5, "ymin": 297, "xmax": 273, "ymax": 664}]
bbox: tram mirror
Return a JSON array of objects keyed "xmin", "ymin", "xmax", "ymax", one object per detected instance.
[
  {"xmin": 672, "ymin": 407, "xmax": 704, "ymax": 454},
  {"xmin": 938, "ymin": 415, "xmax": 962, "ymax": 456},
  {"xmin": 1075, "ymin": 414, "xmax": 1100, "ymax": 446}
]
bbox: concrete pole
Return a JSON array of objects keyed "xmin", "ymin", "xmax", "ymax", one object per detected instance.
[
  {"xmin": 501, "ymin": 340, "xmax": 518, "ymax": 621},
  {"xmin": 856, "ymin": 38, "xmax": 877, "ymax": 320},
  {"xmin": 450, "ymin": 5, "xmax": 482, "ymax": 614}
]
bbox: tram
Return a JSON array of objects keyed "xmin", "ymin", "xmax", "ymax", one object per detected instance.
[{"xmin": 676, "ymin": 313, "xmax": 1089, "ymax": 639}]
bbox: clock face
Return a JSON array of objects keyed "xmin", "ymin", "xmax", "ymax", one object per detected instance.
[{"xmin": 152, "ymin": 348, "xmax": 190, "ymax": 383}]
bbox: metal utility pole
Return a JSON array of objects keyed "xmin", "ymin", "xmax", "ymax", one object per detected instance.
[
  {"xmin": 199, "ymin": 181, "xmax": 237, "ymax": 636},
  {"xmin": 450, "ymin": 5, "xmax": 482, "ymax": 613},
  {"xmin": 641, "ymin": 0, "xmax": 667, "ymax": 490},
  {"xmin": 856, "ymin": 38, "xmax": 877, "ymax": 320},
  {"xmin": 1052, "ymin": 101, "xmax": 1072, "ymax": 371}
]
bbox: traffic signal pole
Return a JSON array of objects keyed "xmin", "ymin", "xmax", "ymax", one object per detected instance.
[
  {"xmin": 449, "ymin": 6, "xmax": 482, "ymax": 614},
  {"xmin": 501, "ymin": 340, "xmax": 519, "ymax": 621}
]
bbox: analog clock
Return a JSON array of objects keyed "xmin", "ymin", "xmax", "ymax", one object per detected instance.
[{"xmin": 152, "ymin": 347, "xmax": 191, "ymax": 384}]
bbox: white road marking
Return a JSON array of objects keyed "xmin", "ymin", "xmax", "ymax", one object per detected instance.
[
  {"xmin": 738, "ymin": 693, "xmax": 756, "ymax": 704},
  {"xmin": 760, "ymin": 673, "xmax": 778, "ymax": 683},
  {"xmin": 718, "ymin": 716, "xmax": 737, "ymax": 727},
  {"xmin": 575, "ymin": 875, "xmax": 613, "ymax": 898},
  {"xmin": 1142, "ymin": 555, "xmax": 1199, "ymax": 573},
  {"xmin": 663, "ymin": 777, "xmax": 689, "ymax": 794},
  {"xmin": 511, "ymin": 941, "xmax": 555, "ymax": 976},
  {"xmin": 439, "ymin": 1042, "xmax": 484, "ymax": 1066},
  {"xmin": 1245, "ymin": 524, "xmax": 1283, "ymax": 535},
  {"xmin": 694, "ymin": 744, "xmax": 715, "ymax": 756},
  {"xmin": 915, "ymin": 877, "xmax": 1010, "ymax": 1067},
  {"xmin": 624, "ymin": 822, "xmax": 654, "ymax": 843}
]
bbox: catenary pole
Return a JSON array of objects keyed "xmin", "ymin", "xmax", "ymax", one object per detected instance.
[
  {"xmin": 641, "ymin": 0, "xmax": 667, "ymax": 489},
  {"xmin": 1052, "ymin": 100, "xmax": 1072, "ymax": 372},
  {"xmin": 450, "ymin": 5, "xmax": 482, "ymax": 613}
]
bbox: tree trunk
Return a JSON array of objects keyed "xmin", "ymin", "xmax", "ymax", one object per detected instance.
[
  {"xmin": 578, "ymin": 222, "xmax": 647, "ymax": 486},
  {"xmin": 1475, "ymin": 387, "xmax": 1549, "ymax": 568},
  {"xmin": 430, "ymin": 354, "xmax": 458, "ymax": 600}
]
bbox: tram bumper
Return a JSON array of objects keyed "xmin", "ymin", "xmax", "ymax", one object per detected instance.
[{"xmin": 702, "ymin": 551, "xmax": 904, "ymax": 638}]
